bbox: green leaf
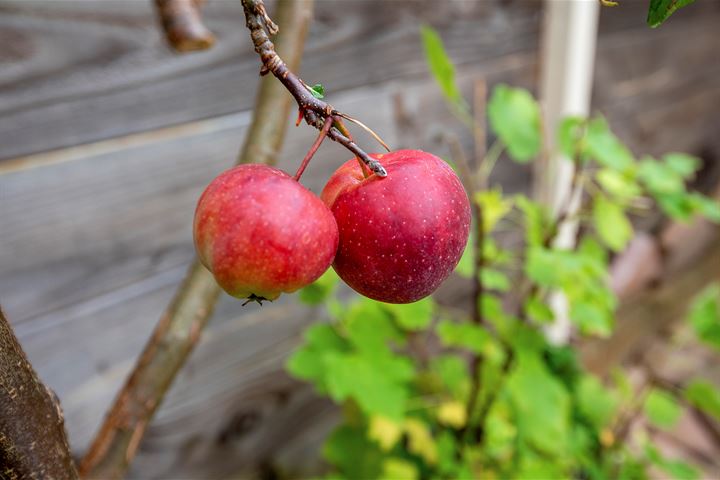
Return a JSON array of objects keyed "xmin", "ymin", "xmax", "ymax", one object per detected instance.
[
  {"xmin": 647, "ymin": 0, "xmax": 696, "ymax": 27},
  {"xmin": 324, "ymin": 352, "xmax": 412, "ymax": 420},
  {"xmin": 404, "ymin": 418, "xmax": 438, "ymax": 465},
  {"xmin": 475, "ymin": 188, "xmax": 514, "ymax": 232},
  {"xmin": 430, "ymin": 355, "xmax": 470, "ymax": 400},
  {"xmin": 506, "ymin": 352, "xmax": 571, "ymax": 455},
  {"xmin": 323, "ymin": 425, "xmax": 384, "ymax": 480},
  {"xmin": 455, "ymin": 230, "xmax": 474, "ymax": 278},
  {"xmin": 684, "ymin": 379, "xmax": 720, "ymax": 421},
  {"xmin": 525, "ymin": 247, "xmax": 578, "ymax": 287},
  {"xmin": 381, "ymin": 458, "xmax": 418, "ymax": 480},
  {"xmin": 299, "ymin": 268, "xmax": 339, "ymax": 305},
  {"xmin": 480, "ymin": 295, "xmax": 508, "ymax": 327},
  {"xmin": 687, "ymin": 283, "xmax": 720, "ymax": 350},
  {"xmin": 593, "ymin": 194, "xmax": 633, "ymax": 252},
  {"xmin": 436, "ymin": 431, "xmax": 461, "ymax": 476},
  {"xmin": 645, "ymin": 443, "xmax": 699, "ymax": 480},
  {"xmin": 481, "ymin": 268, "xmax": 510, "ymax": 292},
  {"xmin": 515, "ymin": 195, "xmax": 550, "ymax": 246},
  {"xmin": 644, "ymin": 388, "xmax": 682, "ymax": 429},
  {"xmin": 577, "ymin": 236, "xmax": 609, "ymax": 267},
  {"xmin": 663, "ymin": 153, "xmax": 700, "ymax": 178},
  {"xmin": 488, "ymin": 85, "xmax": 542, "ymax": 163},
  {"xmin": 381, "ymin": 297, "xmax": 435, "ymax": 331},
  {"xmin": 557, "ymin": 116, "xmax": 586, "ymax": 158},
  {"xmin": 577, "ymin": 375, "xmax": 619, "ymax": 428},
  {"xmin": 655, "ymin": 192, "xmax": 695, "ymax": 221},
  {"xmin": 524, "ymin": 296, "xmax": 554, "ymax": 324},
  {"xmin": 344, "ymin": 300, "xmax": 402, "ymax": 355},
  {"xmin": 583, "ymin": 117, "xmax": 635, "ymax": 172},
  {"xmin": 596, "ymin": 168, "xmax": 642, "ymax": 201},
  {"xmin": 309, "ymin": 83, "xmax": 325, "ymax": 99},
  {"xmin": 570, "ymin": 301, "xmax": 613, "ymax": 337},
  {"xmin": 638, "ymin": 156, "xmax": 685, "ymax": 194},
  {"xmin": 689, "ymin": 192, "xmax": 720, "ymax": 223},
  {"xmin": 286, "ymin": 323, "xmax": 349, "ymax": 387},
  {"xmin": 516, "ymin": 451, "xmax": 567, "ymax": 480},
  {"xmin": 437, "ymin": 320, "xmax": 492, "ymax": 355},
  {"xmin": 483, "ymin": 401, "xmax": 517, "ymax": 460},
  {"xmin": 420, "ymin": 26, "xmax": 466, "ymax": 110}
]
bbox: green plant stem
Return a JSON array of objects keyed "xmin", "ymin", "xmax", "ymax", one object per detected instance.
[
  {"xmin": 78, "ymin": 1, "xmax": 314, "ymax": 477},
  {"xmin": 477, "ymin": 139, "xmax": 503, "ymax": 186}
]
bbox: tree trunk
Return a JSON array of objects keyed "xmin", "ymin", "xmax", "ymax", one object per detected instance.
[{"xmin": 0, "ymin": 308, "xmax": 78, "ymax": 479}]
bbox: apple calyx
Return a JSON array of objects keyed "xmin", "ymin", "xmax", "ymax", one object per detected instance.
[{"xmin": 241, "ymin": 294, "xmax": 270, "ymax": 306}]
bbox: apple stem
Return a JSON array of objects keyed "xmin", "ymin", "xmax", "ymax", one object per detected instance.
[
  {"xmin": 241, "ymin": 0, "xmax": 388, "ymax": 178},
  {"xmin": 333, "ymin": 117, "xmax": 372, "ymax": 178},
  {"xmin": 294, "ymin": 115, "xmax": 335, "ymax": 181}
]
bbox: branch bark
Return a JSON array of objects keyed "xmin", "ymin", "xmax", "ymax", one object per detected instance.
[
  {"xmin": 79, "ymin": 1, "xmax": 314, "ymax": 477},
  {"xmin": 155, "ymin": 0, "xmax": 215, "ymax": 52},
  {"xmin": 240, "ymin": 0, "xmax": 388, "ymax": 177},
  {"xmin": 1, "ymin": 308, "xmax": 78, "ymax": 480}
]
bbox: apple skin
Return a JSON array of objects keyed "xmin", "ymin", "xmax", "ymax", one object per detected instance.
[
  {"xmin": 321, "ymin": 149, "xmax": 471, "ymax": 303},
  {"xmin": 194, "ymin": 164, "xmax": 339, "ymax": 302}
]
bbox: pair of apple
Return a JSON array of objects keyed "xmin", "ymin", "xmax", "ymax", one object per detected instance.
[{"xmin": 193, "ymin": 149, "xmax": 471, "ymax": 304}]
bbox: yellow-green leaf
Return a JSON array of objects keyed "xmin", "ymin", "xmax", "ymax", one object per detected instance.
[
  {"xmin": 369, "ymin": 415, "xmax": 403, "ymax": 451},
  {"xmin": 475, "ymin": 188, "xmax": 514, "ymax": 233},
  {"xmin": 593, "ymin": 194, "xmax": 633, "ymax": 252},
  {"xmin": 437, "ymin": 400, "xmax": 467, "ymax": 428},
  {"xmin": 404, "ymin": 418, "xmax": 438, "ymax": 465}
]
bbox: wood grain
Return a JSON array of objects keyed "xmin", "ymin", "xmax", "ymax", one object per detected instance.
[{"xmin": 0, "ymin": 0, "xmax": 541, "ymax": 160}]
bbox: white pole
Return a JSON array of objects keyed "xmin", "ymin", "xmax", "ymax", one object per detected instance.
[{"xmin": 536, "ymin": 0, "xmax": 600, "ymax": 344}]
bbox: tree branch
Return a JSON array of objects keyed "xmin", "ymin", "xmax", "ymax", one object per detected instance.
[
  {"xmin": 240, "ymin": 0, "xmax": 388, "ymax": 177},
  {"xmin": 1, "ymin": 308, "xmax": 78, "ymax": 479},
  {"xmin": 155, "ymin": 0, "xmax": 215, "ymax": 52},
  {"xmin": 79, "ymin": 1, "xmax": 314, "ymax": 477}
]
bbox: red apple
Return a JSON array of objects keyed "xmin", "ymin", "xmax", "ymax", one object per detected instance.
[
  {"xmin": 194, "ymin": 164, "xmax": 338, "ymax": 302},
  {"xmin": 321, "ymin": 149, "xmax": 471, "ymax": 303}
]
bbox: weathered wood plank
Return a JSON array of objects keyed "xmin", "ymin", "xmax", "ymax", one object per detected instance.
[
  {"xmin": 0, "ymin": 0, "xmax": 543, "ymax": 159},
  {"xmin": 0, "ymin": 87, "xmax": 398, "ymax": 325}
]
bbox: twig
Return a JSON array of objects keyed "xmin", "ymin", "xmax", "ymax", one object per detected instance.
[
  {"xmin": 154, "ymin": 0, "xmax": 215, "ymax": 52},
  {"xmin": 241, "ymin": 0, "xmax": 388, "ymax": 177},
  {"xmin": 441, "ymin": 79, "xmax": 490, "ymax": 442},
  {"xmin": 294, "ymin": 115, "xmax": 334, "ymax": 180},
  {"xmin": 1, "ymin": 308, "xmax": 78, "ymax": 479},
  {"xmin": 79, "ymin": 1, "xmax": 314, "ymax": 477}
]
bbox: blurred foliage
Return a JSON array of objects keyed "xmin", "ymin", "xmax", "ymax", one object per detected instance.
[
  {"xmin": 286, "ymin": 27, "xmax": 719, "ymax": 479},
  {"xmin": 647, "ymin": 0, "xmax": 696, "ymax": 27}
]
